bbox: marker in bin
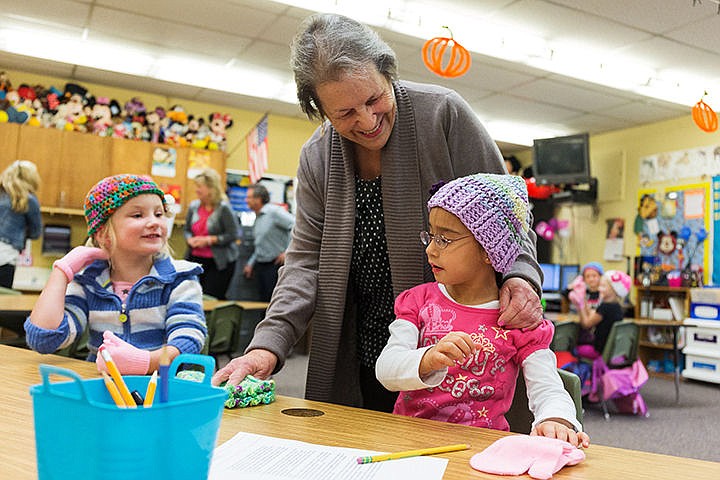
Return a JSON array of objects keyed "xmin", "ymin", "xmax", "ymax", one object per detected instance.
[
  {"xmin": 159, "ymin": 345, "xmax": 170, "ymax": 403},
  {"xmin": 99, "ymin": 345, "xmax": 136, "ymax": 408}
]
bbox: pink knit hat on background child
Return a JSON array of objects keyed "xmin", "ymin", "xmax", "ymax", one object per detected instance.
[
  {"xmin": 427, "ymin": 173, "xmax": 529, "ymax": 274},
  {"xmin": 84, "ymin": 174, "xmax": 166, "ymax": 236},
  {"xmin": 604, "ymin": 270, "xmax": 632, "ymax": 298}
]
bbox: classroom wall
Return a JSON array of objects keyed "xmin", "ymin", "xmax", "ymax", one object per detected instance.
[{"xmin": 547, "ymin": 114, "xmax": 719, "ymax": 287}]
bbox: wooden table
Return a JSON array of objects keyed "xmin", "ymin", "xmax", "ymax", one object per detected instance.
[
  {"xmin": 2, "ymin": 345, "xmax": 719, "ymax": 479},
  {"xmin": 0, "ymin": 294, "xmax": 267, "ymax": 314}
]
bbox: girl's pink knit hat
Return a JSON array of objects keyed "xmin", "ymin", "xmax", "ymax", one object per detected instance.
[{"xmin": 427, "ymin": 173, "xmax": 529, "ymax": 274}]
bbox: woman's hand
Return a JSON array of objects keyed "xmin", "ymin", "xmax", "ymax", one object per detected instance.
[
  {"xmin": 212, "ymin": 349, "xmax": 278, "ymax": 386},
  {"xmin": 532, "ymin": 419, "xmax": 591, "ymax": 448},
  {"xmin": 498, "ymin": 277, "xmax": 543, "ymax": 330},
  {"xmin": 419, "ymin": 331, "xmax": 476, "ymax": 375}
]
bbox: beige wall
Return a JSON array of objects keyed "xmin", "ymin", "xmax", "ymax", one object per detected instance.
[{"xmin": 544, "ymin": 115, "xmax": 719, "ymax": 288}]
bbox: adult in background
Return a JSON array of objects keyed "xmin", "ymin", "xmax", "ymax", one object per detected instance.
[
  {"xmin": 184, "ymin": 168, "xmax": 240, "ymax": 300},
  {"xmin": 0, "ymin": 160, "xmax": 42, "ymax": 288},
  {"xmin": 243, "ymin": 184, "xmax": 294, "ymax": 302},
  {"xmin": 213, "ymin": 13, "xmax": 543, "ymax": 412}
]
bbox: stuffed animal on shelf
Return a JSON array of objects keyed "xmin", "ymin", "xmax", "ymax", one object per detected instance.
[
  {"xmin": 207, "ymin": 112, "xmax": 233, "ymax": 151},
  {"xmin": 165, "ymin": 104, "xmax": 189, "ymax": 147}
]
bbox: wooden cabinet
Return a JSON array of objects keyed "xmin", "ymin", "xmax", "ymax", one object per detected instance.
[
  {"xmin": 0, "ymin": 123, "xmax": 225, "ymax": 214},
  {"xmin": 634, "ymin": 286, "xmax": 689, "ymax": 378},
  {"xmin": 0, "ymin": 123, "xmax": 20, "ymax": 169}
]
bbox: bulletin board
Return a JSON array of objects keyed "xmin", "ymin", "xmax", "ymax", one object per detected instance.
[{"xmin": 636, "ymin": 182, "xmax": 711, "ymax": 278}]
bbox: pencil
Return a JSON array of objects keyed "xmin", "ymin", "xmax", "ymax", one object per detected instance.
[
  {"xmin": 159, "ymin": 345, "xmax": 170, "ymax": 403},
  {"xmin": 99, "ymin": 346, "xmax": 137, "ymax": 409},
  {"xmin": 143, "ymin": 370, "xmax": 158, "ymax": 407},
  {"xmin": 356, "ymin": 443, "xmax": 469, "ymax": 464},
  {"xmin": 101, "ymin": 371, "xmax": 126, "ymax": 408}
]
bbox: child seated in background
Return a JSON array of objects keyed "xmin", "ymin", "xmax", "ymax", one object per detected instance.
[
  {"xmin": 565, "ymin": 262, "xmax": 604, "ymax": 311},
  {"xmin": 575, "ymin": 269, "xmax": 632, "ymax": 360},
  {"xmin": 25, "ymin": 174, "xmax": 206, "ymax": 374},
  {"xmin": 375, "ymin": 173, "xmax": 589, "ymax": 448}
]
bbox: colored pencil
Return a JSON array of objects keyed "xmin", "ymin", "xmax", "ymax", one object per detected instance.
[
  {"xmin": 159, "ymin": 345, "xmax": 170, "ymax": 403},
  {"xmin": 143, "ymin": 370, "xmax": 158, "ymax": 407},
  {"xmin": 356, "ymin": 443, "xmax": 469, "ymax": 464},
  {"xmin": 99, "ymin": 346, "xmax": 137, "ymax": 408},
  {"xmin": 101, "ymin": 371, "xmax": 126, "ymax": 408}
]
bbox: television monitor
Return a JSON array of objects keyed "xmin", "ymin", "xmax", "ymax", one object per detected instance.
[
  {"xmin": 539, "ymin": 263, "xmax": 561, "ymax": 293},
  {"xmin": 532, "ymin": 133, "xmax": 590, "ymax": 186},
  {"xmin": 560, "ymin": 264, "xmax": 581, "ymax": 291}
]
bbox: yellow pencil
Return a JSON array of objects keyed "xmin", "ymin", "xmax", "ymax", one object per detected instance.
[
  {"xmin": 143, "ymin": 370, "xmax": 158, "ymax": 407},
  {"xmin": 99, "ymin": 346, "xmax": 137, "ymax": 409},
  {"xmin": 101, "ymin": 371, "xmax": 126, "ymax": 408},
  {"xmin": 356, "ymin": 443, "xmax": 469, "ymax": 464}
]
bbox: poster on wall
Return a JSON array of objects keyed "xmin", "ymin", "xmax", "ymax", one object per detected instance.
[
  {"xmin": 639, "ymin": 145, "xmax": 720, "ymax": 183},
  {"xmin": 713, "ymin": 176, "xmax": 720, "ymax": 285},
  {"xmin": 603, "ymin": 218, "xmax": 625, "ymax": 261},
  {"xmin": 151, "ymin": 147, "xmax": 177, "ymax": 177},
  {"xmin": 188, "ymin": 150, "xmax": 211, "ymax": 179},
  {"xmin": 636, "ymin": 183, "xmax": 710, "ymax": 283}
]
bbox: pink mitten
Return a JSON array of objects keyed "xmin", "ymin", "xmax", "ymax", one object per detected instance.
[
  {"xmin": 567, "ymin": 277, "xmax": 586, "ymax": 309},
  {"xmin": 470, "ymin": 435, "xmax": 585, "ymax": 480},
  {"xmin": 53, "ymin": 246, "xmax": 109, "ymax": 281},
  {"xmin": 96, "ymin": 331, "xmax": 151, "ymax": 375}
]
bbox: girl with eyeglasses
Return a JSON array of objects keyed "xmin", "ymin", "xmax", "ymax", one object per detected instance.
[{"xmin": 376, "ymin": 173, "xmax": 590, "ymax": 448}]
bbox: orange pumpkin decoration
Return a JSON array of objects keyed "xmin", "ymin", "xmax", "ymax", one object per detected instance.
[
  {"xmin": 692, "ymin": 93, "xmax": 718, "ymax": 133},
  {"xmin": 422, "ymin": 27, "xmax": 471, "ymax": 78}
]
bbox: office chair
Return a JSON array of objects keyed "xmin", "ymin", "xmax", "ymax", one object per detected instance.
[
  {"xmin": 204, "ymin": 303, "xmax": 243, "ymax": 360},
  {"xmin": 594, "ymin": 320, "xmax": 641, "ymax": 419},
  {"xmin": 550, "ymin": 321, "xmax": 580, "ymax": 352},
  {"xmin": 506, "ymin": 368, "xmax": 584, "ymax": 434}
]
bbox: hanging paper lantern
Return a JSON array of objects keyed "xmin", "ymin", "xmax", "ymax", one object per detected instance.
[
  {"xmin": 692, "ymin": 93, "xmax": 718, "ymax": 133},
  {"xmin": 422, "ymin": 27, "xmax": 471, "ymax": 78}
]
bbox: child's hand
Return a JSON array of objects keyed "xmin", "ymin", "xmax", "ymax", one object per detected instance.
[
  {"xmin": 53, "ymin": 246, "xmax": 109, "ymax": 281},
  {"xmin": 96, "ymin": 331, "xmax": 151, "ymax": 375},
  {"xmin": 419, "ymin": 331, "xmax": 476, "ymax": 375},
  {"xmin": 531, "ymin": 419, "xmax": 590, "ymax": 448}
]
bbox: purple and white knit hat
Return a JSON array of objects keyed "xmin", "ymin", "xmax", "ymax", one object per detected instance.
[
  {"xmin": 427, "ymin": 173, "xmax": 529, "ymax": 274},
  {"xmin": 84, "ymin": 174, "xmax": 166, "ymax": 235}
]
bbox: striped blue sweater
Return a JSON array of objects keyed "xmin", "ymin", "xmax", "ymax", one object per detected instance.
[{"xmin": 25, "ymin": 254, "xmax": 207, "ymax": 361}]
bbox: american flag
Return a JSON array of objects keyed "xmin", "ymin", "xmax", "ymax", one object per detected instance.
[{"xmin": 247, "ymin": 114, "xmax": 269, "ymax": 183}]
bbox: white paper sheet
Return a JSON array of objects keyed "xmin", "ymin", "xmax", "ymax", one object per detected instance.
[{"xmin": 209, "ymin": 432, "xmax": 449, "ymax": 480}]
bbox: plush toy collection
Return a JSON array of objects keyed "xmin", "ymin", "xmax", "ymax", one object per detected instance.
[{"xmin": 0, "ymin": 71, "xmax": 233, "ymax": 151}]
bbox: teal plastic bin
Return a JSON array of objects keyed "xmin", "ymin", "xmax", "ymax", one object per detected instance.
[{"xmin": 30, "ymin": 354, "xmax": 225, "ymax": 480}]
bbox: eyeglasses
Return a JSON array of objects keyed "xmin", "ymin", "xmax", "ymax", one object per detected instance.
[{"xmin": 420, "ymin": 231, "xmax": 472, "ymax": 250}]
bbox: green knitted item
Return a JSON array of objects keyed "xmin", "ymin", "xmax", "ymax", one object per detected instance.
[{"xmin": 176, "ymin": 370, "xmax": 276, "ymax": 408}]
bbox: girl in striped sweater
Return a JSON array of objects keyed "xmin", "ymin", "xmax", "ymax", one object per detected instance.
[{"xmin": 25, "ymin": 174, "xmax": 206, "ymax": 374}]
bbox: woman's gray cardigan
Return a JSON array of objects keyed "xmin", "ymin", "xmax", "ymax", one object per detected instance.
[{"xmin": 246, "ymin": 81, "xmax": 542, "ymax": 407}]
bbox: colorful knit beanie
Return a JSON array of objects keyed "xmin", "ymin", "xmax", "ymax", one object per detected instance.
[
  {"xmin": 84, "ymin": 174, "xmax": 166, "ymax": 235},
  {"xmin": 427, "ymin": 173, "xmax": 529, "ymax": 274},
  {"xmin": 604, "ymin": 270, "xmax": 632, "ymax": 298},
  {"xmin": 582, "ymin": 262, "xmax": 604, "ymax": 276}
]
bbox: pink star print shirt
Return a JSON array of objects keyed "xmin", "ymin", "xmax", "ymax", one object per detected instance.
[{"xmin": 377, "ymin": 282, "xmax": 555, "ymax": 431}]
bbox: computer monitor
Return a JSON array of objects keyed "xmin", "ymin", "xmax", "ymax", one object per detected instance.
[
  {"xmin": 560, "ymin": 264, "xmax": 581, "ymax": 291},
  {"xmin": 539, "ymin": 263, "xmax": 561, "ymax": 293}
]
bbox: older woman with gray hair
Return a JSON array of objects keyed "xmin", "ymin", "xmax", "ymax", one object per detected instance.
[{"xmin": 214, "ymin": 13, "xmax": 543, "ymax": 412}]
